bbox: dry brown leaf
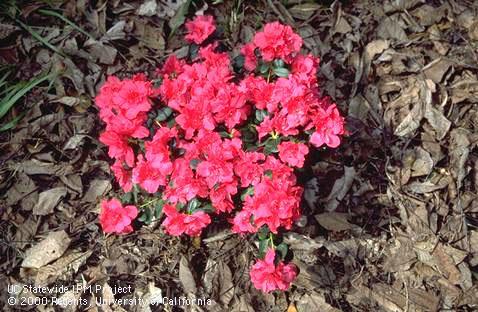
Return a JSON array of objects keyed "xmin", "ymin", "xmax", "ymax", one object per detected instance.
[
  {"xmin": 423, "ymin": 58, "xmax": 452, "ymax": 84},
  {"xmin": 33, "ymin": 187, "xmax": 67, "ymax": 215},
  {"xmin": 22, "ymin": 230, "xmax": 71, "ymax": 269},
  {"xmin": 83, "ymin": 179, "xmax": 112, "ymax": 203},
  {"xmin": 315, "ymin": 212, "xmax": 357, "ymax": 231},
  {"xmin": 325, "ymin": 166, "xmax": 356, "ymax": 211},
  {"xmin": 35, "ymin": 250, "xmax": 92, "ymax": 286},
  {"xmin": 377, "ymin": 16, "xmax": 408, "ymax": 41},
  {"xmin": 179, "ymin": 256, "xmax": 197, "ymax": 295},
  {"xmin": 296, "ymin": 293, "xmax": 340, "ymax": 312},
  {"xmin": 432, "ymin": 244, "xmax": 462, "ymax": 285},
  {"xmin": 137, "ymin": 0, "xmax": 157, "ymax": 16},
  {"xmin": 288, "ymin": 3, "xmax": 319, "ymax": 20}
]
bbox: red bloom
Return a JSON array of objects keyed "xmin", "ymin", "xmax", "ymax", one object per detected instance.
[
  {"xmin": 210, "ymin": 180, "xmax": 238, "ymax": 213},
  {"xmin": 231, "ymin": 210, "xmax": 256, "ymax": 233},
  {"xmin": 242, "ymin": 175, "xmax": 302, "ymax": 233},
  {"xmin": 253, "ymin": 22, "xmax": 302, "ymax": 62},
  {"xmin": 111, "ymin": 160, "xmax": 132, "ymax": 192},
  {"xmin": 234, "ymin": 151, "xmax": 266, "ymax": 187},
  {"xmin": 164, "ymin": 159, "xmax": 208, "ymax": 204},
  {"xmin": 212, "ymin": 85, "xmax": 249, "ymax": 130},
  {"xmin": 240, "ymin": 75, "xmax": 276, "ymax": 112},
  {"xmin": 158, "ymin": 55, "xmax": 186, "ymax": 76},
  {"xmin": 132, "ymin": 155, "xmax": 172, "ymax": 193},
  {"xmin": 291, "ymin": 54, "xmax": 319, "ymax": 85},
  {"xmin": 240, "ymin": 43, "xmax": 257, "ymax": 71},
  {"xmin": 185, "ymin": 15, "xmax": 216, "ymax": 44},
  {"xmin": 145, "ymin": 127, "xmax": 177, "ymax": 169},
  {"xmin": 250, "ymin": 249, "xmax": 297, "ymax": 293},
  {"xmin": 162, "ymin": 204, "xmax": 211, "ymax": 236},
  {"xmin": 278, "ymin": 141, "xmax": 309, "ymax": 168},
  {"xmin": 99, "ymin": 131, "xmax": 135, "ymax": 167},
  {"xmin": 99, "ymin": 198, "xmax": 138, "ymax": 234},
  {"xmin": 309, "ymin": 104, "xmax": 345, "ymax": 148}
]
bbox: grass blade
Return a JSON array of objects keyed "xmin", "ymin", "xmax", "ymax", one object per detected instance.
[
  {"xmin": 16, "ymin": 19, "xmax": 64, "ymax": 56},
  {"xmin": 0, "ymin": 72, "xmax": 54, "ymax": 120},
  {"xmin": 0, "ymin": 112, "xmax": 25, "ymax": 132},
  {"xmin": 37, "ymin": 9, "xmax": 94, "ymax": 39}
]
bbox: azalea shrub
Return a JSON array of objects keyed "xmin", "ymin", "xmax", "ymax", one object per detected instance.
[{"xmin": 96, "ymin": 15, "xmax": 344, "ymax": 293}]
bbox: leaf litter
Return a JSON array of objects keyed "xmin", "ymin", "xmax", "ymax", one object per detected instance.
[{"xmin": 1, "ymin": 0, "xmax": 478, "ymax": 311}]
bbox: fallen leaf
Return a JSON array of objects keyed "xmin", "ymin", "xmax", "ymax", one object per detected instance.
[
  {"xmin": 33, "ymin": 187, "xmax": 67, "ymax": 215},
  {"xmin": 296, "ymin": 293, "xmax": 340, "ymax": 312},
  {"xmin": 35, "ymin": 250, "xmax": 92, "ymax": 286},
  {"xmin": 83, "ymin": 179, "xmax": 111, "ymax": 203},
  {"xmin": 84, "ymin": 39, "xmax": 117, "ymax": 65},
  {"xmin": 22, "ymin": 230, "xmax": 71, "ymax": 269},
  {"xmin": 137, "ymin": 0, "xmax": 158, "ymax": 17},
  {"xmin": 377, "ymin": 16, "xmax": 408, "ymax": 41},
  {"xmin": 325, "ymin": 166, "xmax": 356, "ymax": 211},
  {"xmin": 289, "ymin": 3, "xmax": 319, "ymax": 20},
  {"xmin": 315, "ymin": 212, "xmax": 356, "ymax": 231},
  {"xmin": 179, "ymin": 255, "xmax": 196, "ymax": 295}
]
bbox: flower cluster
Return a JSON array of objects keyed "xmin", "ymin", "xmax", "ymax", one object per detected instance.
[
  {"xmin": 250, "ymin": 249, "xmax": 298, "ymax": 293},
  {"xmin": 97, "ymin": 15, "xmax": 345, "ymax": 293}
]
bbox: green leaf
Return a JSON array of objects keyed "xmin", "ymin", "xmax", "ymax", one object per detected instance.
[
  {"xmin": 156, "ymin": 106, "xmax": 173, "ymax": 121},
  {"xmin": 275, "ymin": 243, "xmax": 289, "ymax": 260},
  {"xmin": 258, "ymin": 239, "xmax": 269, "ymax": 259},
  {"xmin": 187, "ymin": 198, "xmax": 200, "ymax": 213},
  {"xmin": 189, "ymin": 158, "xmax": 200, "ymax": 170},
  {"xmin": 16, "ymin": 19, "xmax": 65, "ymax": 56},
  {"xmin": 132, "ymin": 184, "xmax": 139, "ymax": 204},
  {"xmin": 233, "ymin": 54, "xmax": 245, "ymax": 71},
  {"xmin": 273, "ymin": 59, "xmax": 285, "ymax": 68},
  {"xmin": 255, "ymin": 109, "xmax": 268, "ymax": 123},
  {"xmin": 168, "ymin": 0, "xmax": 192, "ymax": 38},
  {"xmin": 258, "ymin": 63, "xmax": 269, "ymax": 74},
  {"xmin": 138, "ymin": 206, "xmax": 153, "ymax": 225},
  {"xmin": 240, "ymin": 127, "xmax": 257, "ymax": 143},
  {"xmin": 121, "ymin": 191, "xmax": 133, "ymax": 204},
  {"xmin": 273, "ymin": 67, "xmax": 290, "ymax": 78},
  {"xmin": 240, "ymin": 186, "xmax": 254, "ymax": 201},
  {"xmin": 257, "ymin": 226, "xmax": 270, "ymax": 241},
  {"xmin": 0, "ymin": 112, "xmax": 25, "ymax": 132},
  {"xmin": 201, "ymin": 203, "xmax": 215, "ymax": 213},
  {"xmin": 264, "ymin": 137, "xmax": 281, "ymax": 154},
  {"xmin": 166, "ymin": 118, "xmax": 176, "ymax": 128},
  {"xmin": 189, "ymin": 43, "xmax": 199, "ymax": 59},
  {"xmin": 154, "ymin": 199, "xmax": 165, "ymax": 218}
]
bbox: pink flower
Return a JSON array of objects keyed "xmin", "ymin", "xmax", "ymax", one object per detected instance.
[
  {"xmin": 111, "ymin": 160, "xmax": 132, "ymax": 192},
  {"xmin": 164, "ymin": 159, "xmax": 208, "ymax": 204},
  {"xmin": 253, "ymin": 22, "xmax": 302, "ymax": 62},
  {"xmin": 158, "ymin": 55, "xmax": 186, "ymax": 76},
  {"xmin": 291, "ymin": 54, "xmax": 319, "ymax": 82},
  {"xmin": 309, "ymin": 104, "xmax": 344, "ymax": 148},
  {"xmin": 185, "ymin": 15, "xmax": 216, "ymax": 44},
  {"xmin": 278, "ymin": 141, "xmax": 309, "ymax": 168},
  {"xmin": 99, "ymin": 131, "xmax": 135, "ymax": 167},
  {"xmin": 99, "ymin": 198, "xmax": 138, "ymax": 234},
  {"xmin": 240, "ymin": 43, "xmax": 257, "ymax": 71},
  {"xmin": 234, "ymin": 151, "xmax": 265, "ymax": 187},
  {"xmin": 250, "ymin": 249, "xmax": 298, "ymax": 293},
  {"xmin": 210, "ymin": 180, "xmax": 238, "ymax": 213},
  {"xmin": 242, "ymin": 174, "xmax": 302, "ymax": 233},
  {"xmin": 145, "ymin": 127, "xmax": 177, "ymax": 169},
  {"xmin": 162, "ymin": 204, "xmax": 211, "ymax": 236},
  {"xmin": 231, "ymin": 210, "xmax": 256, "ymax": 233},
  {"xmin": 132, "ymin": 155, "xmax": 172, "ymax": 193}
]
